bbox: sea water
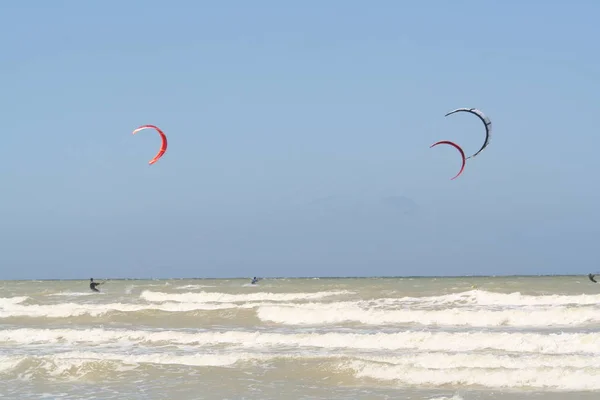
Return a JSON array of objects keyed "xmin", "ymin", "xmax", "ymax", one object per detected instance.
[{"xmin": 0, "ymin": 276, "xmax": 599, "ymax": 399}]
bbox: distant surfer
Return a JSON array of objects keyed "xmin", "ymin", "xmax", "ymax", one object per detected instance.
[
  {"xmin": 588, "ymin": 273, "xmax": 597, "ymax": 283},
  {"xmin": 251, "ymin": 277, "xmax": 258, "ymax": 285},
  {"xmin": 90, "ymin": 278, "xmax": 104, "ymax": 292}
]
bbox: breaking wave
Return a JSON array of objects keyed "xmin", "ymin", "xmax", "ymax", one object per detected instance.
[{"xmin": 2, "ymin": 281, "xmax": 599, "ymax": 394}]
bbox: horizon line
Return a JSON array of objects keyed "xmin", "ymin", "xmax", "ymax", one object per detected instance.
[{"xmin": 0, "ymin": 273, "xmax": 592, "ymax": 282}]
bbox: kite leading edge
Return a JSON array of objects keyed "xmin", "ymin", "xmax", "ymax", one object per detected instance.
[
  {"xmin": 430, "ymin": 140, "xmax": 466, "ymax": 180},
  {"xmin": 132, "ymin": 124, "xmax": 168, "ymax": 165},
  {"xmin": 444, "ymin": 108, "xmax": 492, "ymax": 159}
]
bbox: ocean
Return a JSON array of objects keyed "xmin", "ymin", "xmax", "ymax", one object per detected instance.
[{"xmin": 0, "ymin": 276, "xmax": 598, "ymax": 399}]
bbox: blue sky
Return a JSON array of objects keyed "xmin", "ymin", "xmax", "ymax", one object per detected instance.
[{"xmin": 1, "ymin": 1, "xmax": 599, "ymax": 279}]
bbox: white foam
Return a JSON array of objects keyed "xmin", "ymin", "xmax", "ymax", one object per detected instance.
[
  {"xmin": 4, "ymin": 291, "xmax": 600, "ymax": 328},
  {"xmin": 256, "ymin": 303, "xmax": 600, "ymax": 327},
  {"xmin": 0, "ymin": 301, "xmax": 255, "ymax": 318},
  {"xmin": 175, "ymin": 285, "xmax": 217, "ymax": 290},
  {"xmin": 0, "ymin": 296, "xmax": 29, "ymax": 305},
  {"xmin": 355, "ymin": 352, "xmax": 600, "ymax": 370},
  {"xmin": 408, "ymin": 290, "xmax": 600, "ymax": 307},
  {"xmin": 0, "ymin": 328, "xmax": 598, "ymax": 355},
  {"xmin": 338, "ymin": 290, "xmax": 600, "ymax": 310},
  {"xmin": 50, "ymin": 350, "xmax": 256, "ymax": 367},
  {"xmin": 140, "ymin": 290, "xmax": 351, "ymax": 303},
  {"xmin": 0, "ymin": 351, "xmax": 260, "ymax": 377},
  {"xmin": 1, "ymin": 348, "xmax": 598, "ymax": 391},
  {"xmin": 348, "ymin": 359, "xmax": 600, "ymax": 391}
]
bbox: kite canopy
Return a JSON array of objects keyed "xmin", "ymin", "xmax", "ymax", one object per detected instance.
[
  {"xmin": 430, "ymin": 140, "xmax": 466, "ymax": 180},
  {"xmin": 132, "ymin": 124, "xmax": 168, "ymax": 165},
  {"xmin": 444, "ymin": 108, "xmax": 492, "ymax": 159}
]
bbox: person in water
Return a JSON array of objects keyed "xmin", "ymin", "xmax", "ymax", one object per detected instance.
[
  {"xmin": 90, "ymin": 278, "xmax": 104, "ymax": 292},
  {"xmin": 251, "ymin": 277, "xmax": 258, "ymax": 284}
]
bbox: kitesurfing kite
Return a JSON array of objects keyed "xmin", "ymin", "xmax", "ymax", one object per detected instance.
[
  {"xmin": 132, "ymin": 124, "xmax": 168, "ymax": 165},
  {"xmin": 430, "ymin": 140, "xmax": 466, "ymax": 180},
  {"xmin": 444, "ymin": 108, "xmax": 492, "ymax": 159}
]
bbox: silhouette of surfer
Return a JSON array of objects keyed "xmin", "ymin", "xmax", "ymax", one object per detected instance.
[
  {"xmin": 90, "ymin": 278, "xmax": 104, "ymax": 292},
  {"xmin": 588, "ymin": 273, "xmax": 597, "ymax": 283},
  {"xmin": 251, "ymin": 277, "xmax": 258, "ymax": 284}
]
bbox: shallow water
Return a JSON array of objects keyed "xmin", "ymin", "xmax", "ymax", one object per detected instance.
[{"xmin": 0, "ymin": 276, "xmax": 599, "ymax": 399}]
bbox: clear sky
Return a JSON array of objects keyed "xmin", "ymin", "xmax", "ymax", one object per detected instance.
[{"xmin": 1, "ymin": 1, "xmax": 599, "ymax": 279}]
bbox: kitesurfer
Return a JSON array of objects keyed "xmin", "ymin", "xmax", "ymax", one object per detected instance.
[
  {"xmin": 90, "ymin": 278, "xmax": 104, "ymax": 292},
  {"xmin": 251, "ymin": 277, "xmax": 258, "ymax": 284},
  {"xmin": 588, "ymin": 273, "xmax": 597, "ymax": 283}
]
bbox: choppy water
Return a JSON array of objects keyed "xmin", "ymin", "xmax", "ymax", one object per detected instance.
[{"xmin": 0, "ymin": 276, "xmax": 599, "ymax": 399}]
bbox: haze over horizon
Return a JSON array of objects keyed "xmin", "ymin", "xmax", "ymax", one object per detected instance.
[{"xmin": 1, "ymin": 1, "xmax": 599, "ymax": 280}]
